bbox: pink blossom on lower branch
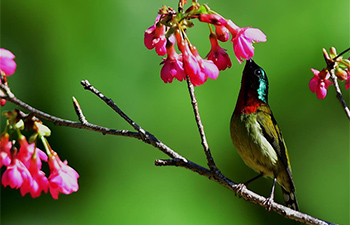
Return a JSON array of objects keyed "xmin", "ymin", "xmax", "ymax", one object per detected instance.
[
  {"xmin": 2, "ymin": 157, "xmax": 33, "ymax": 189},
  {"xmin": 345, "ymin": 70, "xmax": 350, "ymax": 90},
  {"xmin": 0, "ymin": 133, "xmax": 11, "ymax": 168},
  {"xmin": 48, "ymin": 152, "xmax": 79, "ymax": 199},
  {"xmin": 0, "ymin": 48, "xmax": 17, "ymax": 76},
  {"xmin": 309, "ymin": 68, "xmax": 332, "ymax": 99},
  {"xmin": 20, "ymin": 148, "xmax": 49, "ymax": 198}
]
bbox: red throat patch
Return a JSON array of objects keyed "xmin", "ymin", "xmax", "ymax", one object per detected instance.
[{"xmin": 234, "ymin": 91, "xmax": 262, "ymax": 115}]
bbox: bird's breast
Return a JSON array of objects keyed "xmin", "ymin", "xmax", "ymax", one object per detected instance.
[{"xmin": 230, "ymin": 113, "xmax": 278, "ymax": 177}]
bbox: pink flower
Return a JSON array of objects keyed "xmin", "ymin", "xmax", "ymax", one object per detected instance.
[
  {"xmin": 2, "ymin": 157, "xmax": 33, "ymax": 189},
  {"xmin": 187, "ymin": 47, "xmax": 219, "ymax": 86},
  {"xmin": 160, "ymin": 42, "xmax": 186, "ymax": 83},
  {"xmin": 20, "ymin": 150, "xmax": 48, "ymax": 198},
  {"xmin": 207, "ymin": 34, "xmax": 231, "ymax": 71},
  {"xmin": 175, "ymin": 31, "xmax": 219, "ymax": 86},
  {"xmin": 0, "ymin": 133, "xmax": 11, "ymax": 168},
  {"xmin": 191, "ymin": 47, "xmax": 219, "ymax": 79},
  {"xmin": 0, "ymin": 48, "xmax": 17, "ymax": 76},
  {"xmin": 309, "ymin": 68, "xmax": 332, "ymax": 99},
  {"xmin": 198, "ymin": 14, "xmax": 227, "ymax": 26},
  {"xmin": 48, "ymin": 153, "xmax": 79, "ymax": 199},
  {"xmin": 17, "ymin": 136, "xmax": 36, "ymax": 167},
  {"xmin": 345, "ymin": 70, "xmax": 350, "ymax": 90},
  {"xmin": 215, "ymin": 25, "xmax": 230, "ymax": 42},
  {"xmin": 226, "ymin": 20, "xmax": 266, "ymax": 63},
  {"xmin": 144, "ymin": 15, "xmax": 167, "ymax": 56},
  {"xmin": 182, "ymin": 43, "xmax": 202, "ymax": 83}
]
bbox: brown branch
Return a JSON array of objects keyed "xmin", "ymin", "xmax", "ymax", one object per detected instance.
[
  {"xmin": 0, "ymin": 80, "xmax": 334, "ymax": 225},
  {"xmin": 328, "ymin": 72, "xmax": 350, "ymax": 120},
  {"xmin": 72, "ymin": 96, "xmax": 88, "ymax": 124},
  {"xmin": 323, "ymin": 48, "xmax": 350, "ymax": 120},
  {"xmin": 186, "ymin": 77, "xmax": 220, "ymax": 174}
]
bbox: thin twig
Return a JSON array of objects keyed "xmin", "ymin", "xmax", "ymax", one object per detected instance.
[
  {"xmin": 323, "ymin": 49, "xmax": 350, "ymax": 120},
  {"xmin": 72, "ymin": 96, "xmax": 88, "ymax": 124},
  {"xmin": 0, "ymin": 80, "xmax": 335, "ymax": 225},
  {"xmin": 81, "ymin": 80, "xmax": 148, "ymax": 136},
  {"xmin": 186, "ymin": 77, "xmax": 220, "ymax": 174},
  {"xmin": 0, "ymin": 82, "xmax": 139, "ymax": 138},
  {"xmin": 328, "ymin": 72, "xmax": 350, "ymax": 120}
]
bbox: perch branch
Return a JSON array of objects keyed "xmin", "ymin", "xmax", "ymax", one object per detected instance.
[{"xmin": 0, "ymin": 80, "xmax": 334, "ymax": 225}]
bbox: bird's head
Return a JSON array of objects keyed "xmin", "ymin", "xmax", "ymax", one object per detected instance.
[{"xmin": 241, "ymin": 58, "xmax": 269, "ymax": 103}]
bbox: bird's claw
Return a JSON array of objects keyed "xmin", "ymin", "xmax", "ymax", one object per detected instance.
[
  {"xmin": 263, "ymin": 197, "xmax": 274, "ymax": 211},
  {"xmin": 234, "ymin": 183, "xmax": 246, "ymax": 196}
]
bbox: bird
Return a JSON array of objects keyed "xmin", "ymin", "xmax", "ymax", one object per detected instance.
[{"xmin": 230, "ymin": 58, "xmax": 298, "ymax": 211}]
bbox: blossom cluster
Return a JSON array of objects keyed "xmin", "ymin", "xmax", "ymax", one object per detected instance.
[
  {"xmin": 309, "ymin": 47, "xmax": 350, "ymax": 99},
  {"xmin": 0, "ymin": 47, "xmax": 79, "ymax": 198},
  {"xmin": 144, "ymin": 2, "xmax": 266, "ymax": 86},
  {"xmin": 0, "ymin": 111, "xmax": 79, "ymax": 199}
]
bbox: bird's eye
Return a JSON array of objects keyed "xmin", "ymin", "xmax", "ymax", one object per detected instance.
[{"xmin": 254, "ymin": 69, "xmax": 262, "ymax": 76}]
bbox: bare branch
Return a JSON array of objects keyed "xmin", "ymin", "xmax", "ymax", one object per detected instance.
[
  {"xmin": 323, "ymin": 48, "xmax": 350, "ymax": 120},
  {"xmin": 72, "ymin": 96, "xmax": 88, "ymax": 124},
  {"xmin": 0, "ymin": 80, "xmax": 335, "ymax": 225},
  {"xmin": 186, "ymin": 77, "xmax": 220, "ymax": 174},
  {"xmin": 0, "ymin": 82, "xmax": 139, "ymax": 138},
  {"xmin": 328, "ymin": 72, "xmax": 350, "ymax": 120}
]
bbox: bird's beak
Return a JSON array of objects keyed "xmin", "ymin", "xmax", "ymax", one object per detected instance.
[
  {"xmin": 244, "ymin": 58, "xmax": 254, "ymax": 70},
  {"xmin": 245, "ymin": 58, "xmax": 258, "ymax": 68}
]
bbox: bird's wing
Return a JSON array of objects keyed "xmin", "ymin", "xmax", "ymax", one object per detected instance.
[{"xmin": 256, "ymin": 104, "xmax": 295, "ymax": 188}]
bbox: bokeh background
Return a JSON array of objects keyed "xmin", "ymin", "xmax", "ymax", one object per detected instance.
[{"xmin": 1, "ymin": 0, "xmax": 349, "ymax": 224}]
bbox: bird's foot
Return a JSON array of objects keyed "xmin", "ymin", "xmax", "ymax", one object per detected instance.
[
  {"xmin": 263, "ymin": 197, "xmax": 274, "ymax": 211},
  {"xmin": 234, "ymin": 183, "xmax": 246, "ymax": 197}
]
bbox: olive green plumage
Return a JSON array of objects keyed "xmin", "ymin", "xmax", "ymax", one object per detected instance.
[{"xmin": 230, "ymin": 59, "xmax": 298, "ymax": 211}]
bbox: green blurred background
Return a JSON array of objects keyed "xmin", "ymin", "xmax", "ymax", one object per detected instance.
[{"xmin": 1, "ymin": 0, "xmax": 349, "ymax": 224}]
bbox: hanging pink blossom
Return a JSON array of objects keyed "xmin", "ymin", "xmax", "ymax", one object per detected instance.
[
  {"xmin": 206, "ymin": 34, "xmax": 231, "ymax": 71},
  {"xmin": 20, "ymin": 150, "xmax": 48, "ymax": 198},
  {"xmin": 144, "ymin": 15, "xmax": 167, "ymax": 56},
  {"xmin": 48, "ymin": 153, "xmax": 79, "ymax": 199},
  {"xmin": 2, "ymin": 157, "xmax": 33, "ymax": 189},
  {"xmin": 160, "ymin": 42, "xmax": 186, "ymax": 83},
  {"xmin": 226, "ymin": 20, "xmax": 266, "ymax": 63},
  {"xmin": 309, "ymin": 68, "xmax": 332, "ymax": 99}
]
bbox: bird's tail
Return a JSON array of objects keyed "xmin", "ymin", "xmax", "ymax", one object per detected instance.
[{"xmin": 282, "ymin": 187, "xmax": 299, "ymax": 211}]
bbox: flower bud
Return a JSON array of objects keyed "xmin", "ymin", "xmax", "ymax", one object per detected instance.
[
  {"xmin": 335, "ymin": 67, "xmax": 347, "ymax": 81},
  {"xmin": 198, "ymin": 14, "xmax": 227, "ymax": 26}
]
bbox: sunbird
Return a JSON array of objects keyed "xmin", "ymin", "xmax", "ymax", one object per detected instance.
[{"xmin": 230, "ymin": 59, "xmax": 298, "ymax": 211}]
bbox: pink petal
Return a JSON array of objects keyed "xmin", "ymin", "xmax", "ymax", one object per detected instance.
[
  {"xmin": 245, "ymin": 28, "xmax": 267, "ymax": 42},
  {"xmin": 161, "ymin": 61, "xmax": 174, "ymax": 83},
  {"xmin": 316, "ymin": 83, "xmax": 327, "ymax": 99},
  {"xmin": 0, "ymin": 57, "xmax": 17, "ymax": 76},
  {"xmin": 0, "ymin": 48, "xmax": 15, "ymax": 59},
  {"xmin": 144, "ymin": 26, "xmax": 156, "ymax": 49},
  {"xmin": 309, "ymin": 76, "xmax": 318, "ymax": 93},
  {"xmin": 201, "ymin": 59, "xmax": 219, "ymax": 79},
  {"xmin": 310, "ymin": 68, "xmax": 320, "ymax": 77}
]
